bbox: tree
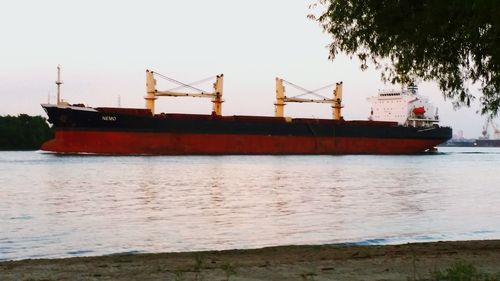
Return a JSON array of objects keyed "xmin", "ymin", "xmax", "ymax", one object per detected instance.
[
  {"xmin": 0, "ymin": 115, "xmax": 54, "ymax": 150},
  {"xmin": 310, "ymin": 0, "xmax": 500, "ymax": 115}
]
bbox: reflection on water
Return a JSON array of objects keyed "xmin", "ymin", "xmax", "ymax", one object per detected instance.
[{"xmin": 1, "ymin": 147, "xmax": 500, "ymax": 260}]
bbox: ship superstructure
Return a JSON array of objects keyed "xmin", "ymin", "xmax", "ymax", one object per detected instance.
[{"xmin": 367, "ymin": 85, "xmax": 439, "ymax": 127}]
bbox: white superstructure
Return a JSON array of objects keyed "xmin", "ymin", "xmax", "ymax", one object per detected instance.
[{"xmin": 367, "ymin": 85, "xmax": 439, "ymax": 127}]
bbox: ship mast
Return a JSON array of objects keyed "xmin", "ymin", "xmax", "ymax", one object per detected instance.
[
  {"xmin": 332, "ymin": 82, "xmax": 343, "ymax": 120},
  {"xmin": 55, "ymin": 65, "xmax": 63, "ymax": 105},
  {"xmin": 274, "ymin": 78, "xmax": 343, "ymax": 120}
]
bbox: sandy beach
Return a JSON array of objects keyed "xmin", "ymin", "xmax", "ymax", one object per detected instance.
[{"xmin": 1, "ymin": 240, "xmax": 500, "ymax": 280}]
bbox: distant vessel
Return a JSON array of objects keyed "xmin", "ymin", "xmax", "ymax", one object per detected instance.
[
  {"xmin": 41, "ymin": 67, "xmax": 451, "ymax": 155},
  {"xmin": 475, "ymin": 139, "xmax": 500, "ymax": 147},
  {"xmin": 475, "ymin": 117, "xmax": 500, "ymax": 147},
  {"xmin": 439, "ymin": 139, "xmax": 476, "ymax": 147}
]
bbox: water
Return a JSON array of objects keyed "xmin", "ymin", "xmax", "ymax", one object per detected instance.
[{"xmin": 1, "ymin": 148, "xmax": 500, "ymax": 261}]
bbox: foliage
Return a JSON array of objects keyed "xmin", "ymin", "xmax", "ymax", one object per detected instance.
[
  {"xmin": 311, "ymin": 0, "xmax": 500, "ymax": 115},
  {"xmin": 431, "ymin": 261, "xmax": 499, "ymax": 281},
  {"xmin": 0, "ymin": 114, "xmax": 53, "ymax": 150},
  {"xmin": 221, "ymin": 262, "xmax": 237, "ymax": 281},
  {"xmin": 194, "ymin": 254, "xmax": 205, "ymax": 281}
]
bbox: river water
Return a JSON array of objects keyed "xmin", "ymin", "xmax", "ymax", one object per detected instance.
[{"xmin": 1, "ymin": 148, "xmax": 500, "ymax": 261}]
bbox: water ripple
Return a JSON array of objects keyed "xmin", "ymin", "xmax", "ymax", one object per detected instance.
[{"xmin": 1, "ymin": 148, "xmax": 500, "ymax": 260}]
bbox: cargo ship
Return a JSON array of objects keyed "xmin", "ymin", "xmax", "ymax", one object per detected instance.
[{"xmin": 41, "ymin": 67, "xmax": 451, "ymax": 155}]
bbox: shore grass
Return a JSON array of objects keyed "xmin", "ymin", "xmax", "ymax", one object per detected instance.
[
  {"xmin": 430, "ymin": 261, "xmax": 500, "ymax": 281},
  {"xmin": 1, "ymin": 240, "xmax": 500, "ymax": 281}
]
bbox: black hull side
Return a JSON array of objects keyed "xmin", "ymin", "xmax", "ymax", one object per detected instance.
[{"xmin": 42, "ymin": 105, "xmax": 452, "ymax": 141}]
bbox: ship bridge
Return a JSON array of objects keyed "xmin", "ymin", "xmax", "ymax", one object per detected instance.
[{"xmin": 367, "ymin": 85, "xmax": 439, "ymax": 127}]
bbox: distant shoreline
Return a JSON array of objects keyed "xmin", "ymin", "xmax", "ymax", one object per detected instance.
[{"xmin": 2, "ymin": 240, "xmax": 500, "ymax": 280}]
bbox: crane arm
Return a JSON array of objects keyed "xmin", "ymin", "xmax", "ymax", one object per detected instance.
[
  {"xmin": 284, "ymin": 97, "xmax": 334, "ymax": 104},
  {"xmin": 154, "ymin": 91, "xmax": 216, "ymax": 98},
  {"xmin": 145, "ymin": 70, "xmax": 223, "ymax": 115}
]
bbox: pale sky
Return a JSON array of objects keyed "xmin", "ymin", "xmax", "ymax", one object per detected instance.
[{"xmin": 0, "ymin": 0, "xmax": 488, "ymax": 138}]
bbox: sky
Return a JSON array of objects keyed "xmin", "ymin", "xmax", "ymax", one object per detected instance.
[{"xmin": 0, "ymin": 0, "xmax": 489, "ymax": 138}]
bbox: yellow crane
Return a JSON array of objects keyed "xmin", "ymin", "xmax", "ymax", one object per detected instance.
[
  {"xmin": 144, "ymin": 70, "xmax": 343, "ymax": 120},
  {"xmin": 145, "ymin": 70, "xmax": 224, "ymax": 116},
  {"xmin": 275, "ymin": 78, "xmax": 343, "ymax": 120}
]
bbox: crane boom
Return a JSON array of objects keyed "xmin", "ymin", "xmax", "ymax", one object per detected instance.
[
  {"xmin": 155, "ymin": 91, "xmax": 216, "ymax": 98},
  {"xmin": 274, "ymin": 78, "xmax": 343, "ymax": 120},
  {"xmin": 284, "ymin": 97, "xmax": 334, "ymax": 103},
  {"xmin": 145, "ymin": 70, "xmax": 223, "ymax": 116}
]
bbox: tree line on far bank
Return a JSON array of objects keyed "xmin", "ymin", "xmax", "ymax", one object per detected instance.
[{"xmin": 0, "ymin": 114, "xmax": 54, "ymax": 150}]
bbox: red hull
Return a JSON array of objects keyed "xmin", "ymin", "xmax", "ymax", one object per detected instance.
[{"xmin": 42, "ymin": 130, "xmax": 443, "ymax": 155}]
